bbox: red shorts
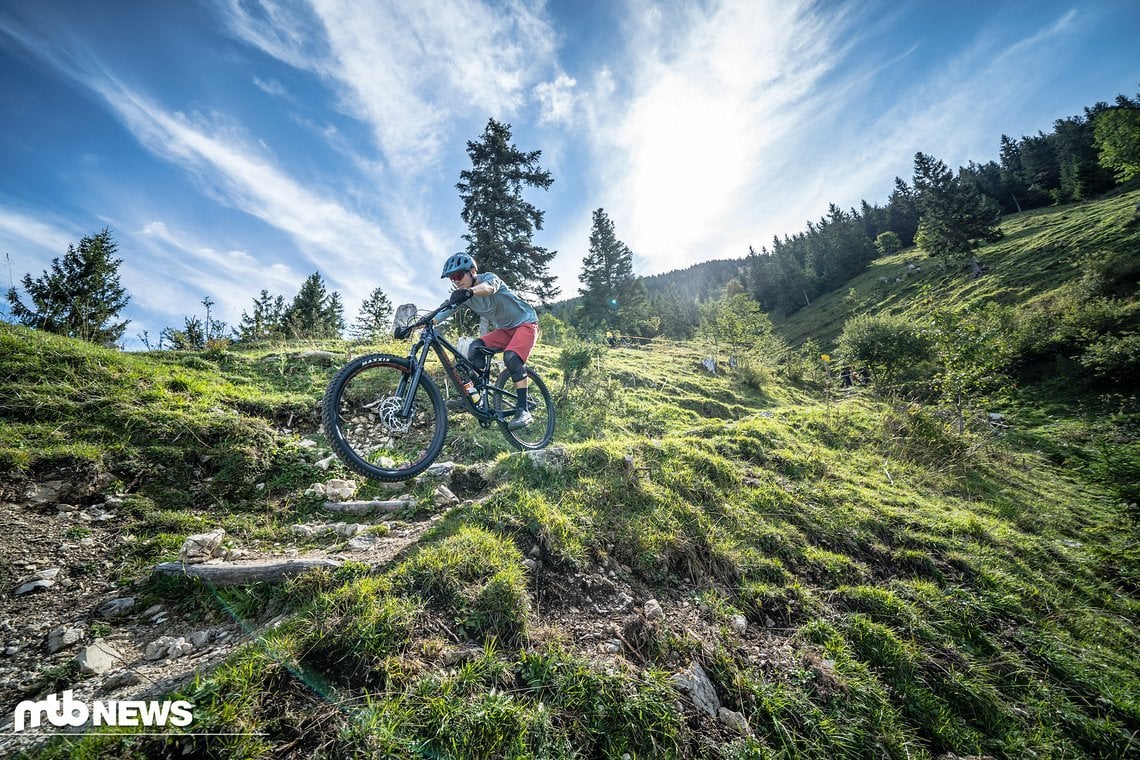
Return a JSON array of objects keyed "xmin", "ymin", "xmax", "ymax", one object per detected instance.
[{"xmin": 480, "ymin": 322, "xmax": 538, "ymax": 362}]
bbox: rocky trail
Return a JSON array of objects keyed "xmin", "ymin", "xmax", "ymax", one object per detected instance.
[
  {"xmin": 0, "ymin": 461, "xmax": 459, "ymax": 756},
  {"xmin": 1, "ymin": 445, "xmax": 796, "ymax": 754}
]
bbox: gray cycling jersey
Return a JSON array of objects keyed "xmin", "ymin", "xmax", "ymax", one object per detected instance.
[{"xmin": 436, "ymin": 272, "xmax": 537, "ymax": 329}]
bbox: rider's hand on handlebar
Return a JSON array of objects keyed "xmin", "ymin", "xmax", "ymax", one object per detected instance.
[{"xmin": 448, "ymin": 287, "xmax": 474, "ymax": 305}]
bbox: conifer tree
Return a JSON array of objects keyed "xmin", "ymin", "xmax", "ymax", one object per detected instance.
[
  {"xmin": 236, "ymin": 290, "xmax": 287, "ymax": 342},
  {"xmin": 6, "ymin": 228, "xmax": 131, "ymax": 346},
  {"xmin": 912, "ymin": 152, "xmax": 1003, "ymax": 274},
  {"xmin": 457, "ymin": 118, "xmax": 558, "ymax": 303},
  {"xmin": 283, "ymin": 272, "xmax": 344, "ymax": 339},
  {"xmin": 885, "ymin": 178, "xmax": 920, "ymax": 247},
  {"xmin": 577, "ymin": 208, "xmax": 635, "ymax": 329},
  {"xmin": 350, "ymin": 286, "xmax": 393, "ymax": 341}
]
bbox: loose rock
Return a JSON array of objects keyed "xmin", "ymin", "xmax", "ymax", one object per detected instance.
[
  {"xmin": 46, "ymin": 626, "xmax": 84, "ymax": 654},
  {"xmin": 729, "ymin": 614, "xmax": 748, "ymax": 635},
  {"xmin": 718, "ymin": 707, "xmax": 750, "ymax": 734},
  {"xmin": 179, "ymin": 529, "xmax": 226, "ymax": 564},
  {"xmin": 75, "ymin": 641, "xmax": 120, "ymax": 675},
  {"xmin": 671, "ymin": 661, "xmax": 720, "ymax": 717},
  {"xmin": 97, "ymin": 597, "xmax": 136, "ymax": 618}
]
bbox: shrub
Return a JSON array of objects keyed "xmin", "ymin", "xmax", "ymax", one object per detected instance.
[
  {"xmin": 1079, "ymin": 332, "xmax": 1140, "ymax": 382},
  {"xmin": 556, "ymin": 338, "xmax": 601, "ymax": 399},
  {"xmin": 838, "ymin": 313, "xmax": 933, "ymax": 393},
  {"xmin": 875, "ymin": 230, "xmax": 903, "ymax": 257}
]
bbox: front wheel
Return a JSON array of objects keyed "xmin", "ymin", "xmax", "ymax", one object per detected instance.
[
  {"xmin": 493, "ymin": 368, "xmax": 555, "ymax": 450},
  {"xmin": 321, "ymin": 354, "xmax": 447, "ymax": 481}
]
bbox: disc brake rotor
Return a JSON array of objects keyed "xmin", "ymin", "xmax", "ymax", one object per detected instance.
[{"xmin": 374, "ymin": 396, "xmax": 412, "ymax": 433}]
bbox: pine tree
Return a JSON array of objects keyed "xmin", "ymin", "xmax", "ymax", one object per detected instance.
[
  {"xmin": 577, "ymin": 208, "xmax": 636, "ymax": 329},
  {"xmin": 912, "ymin": 152, "xmax": 1003, "ymax": 274},
  {"xmin": 1053, "ymin": 114, "xmax": 1115, "ymax": 202},
  {"xmin": 283, "ymin": 272, "xmax": 344, "ymax": 339},
  {"xmin": 6, "ymin": 228, "xmax": 131, "ymax": 346},
  {"xmin": 885, "ymin": 178, "xmax": 920, "ymax": 247},
  {"xmin": 236, "ymin": 290, "xmax": 287, "ymax": 342},
  {"xmin": 350, "ymin": 286, "xmax": 393, "ymax": 341},
  {"xmin": 456, "ymin": 118, "xmax": 558, "ymax": 303}
]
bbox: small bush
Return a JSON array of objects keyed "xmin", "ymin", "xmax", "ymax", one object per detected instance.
[
  {"xmin": 1079, "ymin": 331, "xmax": 1140, "ymax": 382},
  {"xmin": 838, "ymin": 313, "xmax": 933, "ymax": 393}
]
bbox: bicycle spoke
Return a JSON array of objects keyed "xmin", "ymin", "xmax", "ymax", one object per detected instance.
[
  {"xmin": 493, "ymin": 368, "xmax": 555, "ymax": 450},
  {"xmin": 322, "ymin": 355, "xmax": 446, "ymax": 481}
]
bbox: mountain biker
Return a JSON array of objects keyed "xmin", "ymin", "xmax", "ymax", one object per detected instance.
[{"xmin": 436, "ymin": 253, "xmax": 539, "ymax": 430}]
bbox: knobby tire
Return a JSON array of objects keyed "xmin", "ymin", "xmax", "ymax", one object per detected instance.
[
  {"xmin": 494, "ymin": 368, "xmax": 555, "ymax": 450},
  {"xmin": 321, "ymin": 354, "xmax": 447, "ymax": 481}
]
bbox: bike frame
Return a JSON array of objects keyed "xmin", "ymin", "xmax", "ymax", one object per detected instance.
[{"xmin": 398, "ymin": 306, "xmax": 514, "ymax": 425}]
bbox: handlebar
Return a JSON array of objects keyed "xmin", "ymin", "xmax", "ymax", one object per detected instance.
[{"xmin": 392, "ymin": 300, "xmax": 452, "ymax": 340}]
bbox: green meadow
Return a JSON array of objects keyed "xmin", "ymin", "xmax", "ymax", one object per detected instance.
[{"xmin": 3, "ymin": 191, "xmax": 1137, "ymax": 759}]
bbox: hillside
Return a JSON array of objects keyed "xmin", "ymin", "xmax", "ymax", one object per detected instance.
[
  {"xmin": 1, "ymin": 196, "xmax": 1138, "ymax": 758},
  {"xmin": 774, "ymin": 188, "xmax": 1140, "ymax": 350}
]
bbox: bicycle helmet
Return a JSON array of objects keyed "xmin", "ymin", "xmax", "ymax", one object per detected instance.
[{"xmin": 440, "ymin": 252, "xmax": 476, "ymax": 279}]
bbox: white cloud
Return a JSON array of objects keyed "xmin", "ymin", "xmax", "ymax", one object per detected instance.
[
  {"xmin": 131, "ymin": 219, "xmax": 303, "ymax": 325},
  {"xmin": 88, "ymin": 81, "xmax": 419, "ymax": 300},
  {"xmin": 534, "ymin": 74, "xmax": 578, "ymax": 126},
  {"xmin": 0, "ymin": 207, "xmax": 77, "ymax": 264},
  {"xmin": 220, "ymin": 0, "xmax": 560, "ymax": 175},
  {"xmin": 252, "ymin": 76, "xmax": 288, "ymax": 98}
]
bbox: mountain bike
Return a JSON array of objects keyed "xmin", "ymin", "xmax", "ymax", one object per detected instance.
[{"xmin": 321, "ymin": 300, "xmax": 556, "ymax": 482}]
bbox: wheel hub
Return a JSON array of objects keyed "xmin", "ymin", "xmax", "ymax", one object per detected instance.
[{"xmin": 374, "ymin": 396, "xmax": 412, "ymax": 433}]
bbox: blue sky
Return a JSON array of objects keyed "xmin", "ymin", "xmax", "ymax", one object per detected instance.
[{"xmin": 1, "ymin": 0, "xmax": 1137, "ymax": 347}]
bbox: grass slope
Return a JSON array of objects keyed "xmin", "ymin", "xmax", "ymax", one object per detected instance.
[
  {"xmin": 774, "ymin": 188, "xmax": 1140, "ymax": 349},
  {"xmin": 2, "ymin": 193, "xmax": 1137, "ymax": 759}
]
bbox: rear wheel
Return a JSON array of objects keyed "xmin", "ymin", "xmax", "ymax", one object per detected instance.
[
  {"xmin": 321, "ymin": 354, "xmax": 447, "ymax": 481},
  {"xmin": 493, "ymin": 368, "xmax": 555, "ymax": 450}
]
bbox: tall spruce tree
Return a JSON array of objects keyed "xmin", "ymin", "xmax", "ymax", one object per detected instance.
[
  {"xmin": 283, "ymin": 272, "xmax": 344, "ymax": 339},
  {"xmin": 912, "ymin": 152, "xmax": 1003, "ymax": 274},
  {"xmin": 885, "ymin": 178, "xmax": 920, "ymax": 247},
  {"xmin": 456, "ymin": 118, "xmax": 558, "ymax": 303},
  {"xmin": 350, "ymin": 286, "xmax": 394, "ymax": 341},
  {"xmin": 577, "ymin": 208, "xmax": 636, "ymax": 329},
  {"xmin": 6, "ymin": 228, "xmax": 130, "ymax": 346}
]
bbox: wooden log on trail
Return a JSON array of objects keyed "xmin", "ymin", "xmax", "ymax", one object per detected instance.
[{"xmin": 153, "ymin": 557, "xmax": 341, "ymax": 585}]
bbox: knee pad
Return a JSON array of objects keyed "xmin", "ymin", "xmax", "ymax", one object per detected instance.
[{"xmin": 503, "ymin": 350, "xmax": 527, "ymax": 382}]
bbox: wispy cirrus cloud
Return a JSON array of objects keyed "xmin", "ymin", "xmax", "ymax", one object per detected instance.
[
  {"xmin": 90, "ymin": 79, "xmax": 417, "ymax": 300},
  {"xmin": 218, "ymin": 0, "xmax": 561, "ymax": 174},
  {"xmin": 128, "ymin": 220, "xmax": 301, "ymax": 327},
  {"xmin": 0, "ymin": 207, "xmax": 79, "ymax": 265}
]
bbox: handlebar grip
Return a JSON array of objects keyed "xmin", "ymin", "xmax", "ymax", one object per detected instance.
[{"xmin": 393, "ymin": 325, "xmax": 412, "ymax": 340}]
